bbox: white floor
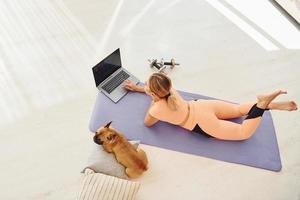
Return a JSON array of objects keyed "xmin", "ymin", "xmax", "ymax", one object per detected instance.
[{"xmin": 0, "ymin": 0, "xmax": 300, "ymax": 199}]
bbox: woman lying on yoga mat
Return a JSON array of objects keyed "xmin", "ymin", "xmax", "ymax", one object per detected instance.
[{"xmin": 123, "ymin": 73, "xmax": 297, "ymax": 140}]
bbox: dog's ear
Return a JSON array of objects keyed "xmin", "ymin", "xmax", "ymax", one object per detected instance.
[
  {"xmin": 107, "ymin": 133, "xmax": 117, "ymax": 141},
  {"xmin": 104, "ymin": 121, "xmax": 112, "ymax": 128}
]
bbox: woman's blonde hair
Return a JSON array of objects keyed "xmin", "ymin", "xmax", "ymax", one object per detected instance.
[{"xmin": 148, "ymin": 73, "xmax": 178, "ymax": 111}]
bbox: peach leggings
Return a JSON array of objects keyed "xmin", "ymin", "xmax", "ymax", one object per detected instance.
[{"xmin": 195, "ymin": 100, "xmax": 263, "ymax": 141}]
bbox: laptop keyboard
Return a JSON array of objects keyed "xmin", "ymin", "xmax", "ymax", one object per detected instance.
[{"xmin": 102, "ymin": 70, "xmax": 130, "ymax": 94}]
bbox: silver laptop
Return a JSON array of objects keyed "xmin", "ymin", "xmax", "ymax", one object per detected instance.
[{"xmin": 92, "ymin": 48, "xmax": 139, "ymax": 103}]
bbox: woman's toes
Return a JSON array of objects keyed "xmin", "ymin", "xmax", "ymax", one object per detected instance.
[
  {"xmin": 279, "ymin": 90, "xmax": 287, "ymax": 95},
  {"xmin": 291, "ymin": 101, "xmax": 298, "ymax": 111}
]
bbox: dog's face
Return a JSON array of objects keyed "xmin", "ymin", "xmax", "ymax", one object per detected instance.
[{"xmin": 93, "ymin": 121, "xmax": 118, "ymax": 146}]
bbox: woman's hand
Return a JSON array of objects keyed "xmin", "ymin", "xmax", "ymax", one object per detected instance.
[{"xmin": 123, "ymin": 80, "xmax": 138, "ymax": 91}]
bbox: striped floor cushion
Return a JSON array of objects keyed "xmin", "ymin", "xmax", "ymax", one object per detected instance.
[{"xmin": 77, "ymin": 168, "xmax": 141, "ymax": 200}]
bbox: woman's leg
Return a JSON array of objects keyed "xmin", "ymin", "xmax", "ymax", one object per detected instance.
[
  {"xmin": 206, "ymin": 100, "xmax": 255, "ymax": 119},
  {"xmin": 201, "ymin": 113, "xmax": 262, "ymax": 140},
  {"xmin": 207, "ymin": 94, "xmax": 297, "ymax": 120},
  {"xmin": 268, "ymin": 101, "xmax": 297, "ymax": 111},
  {"xmin": 200, "ymin": 90, "xmax": 288, "ymax": 140}
]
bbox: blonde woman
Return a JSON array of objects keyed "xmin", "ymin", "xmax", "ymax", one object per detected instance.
[{"xmin": 123, "ymin": 73, "xmax": 297, "ymax": 140}]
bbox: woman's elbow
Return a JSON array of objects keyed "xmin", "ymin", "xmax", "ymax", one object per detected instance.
[{"xmin": 144, "ymin": 120, "xmax": 153, "ymax": 127}]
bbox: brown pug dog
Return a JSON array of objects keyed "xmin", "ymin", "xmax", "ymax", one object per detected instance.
[{"xmin": 94, "ymin": 121, "xmax": 148, "ymax": 178}]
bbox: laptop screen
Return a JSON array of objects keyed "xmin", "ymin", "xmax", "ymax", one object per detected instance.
[{"xmin": 92, "ymin": 49, "xmax": 122, "ymax": 87}]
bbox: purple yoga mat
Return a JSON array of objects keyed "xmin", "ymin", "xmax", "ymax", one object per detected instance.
[{"xmin": 89, "ymin": 90, "xmax": 282, "ymax": 172}]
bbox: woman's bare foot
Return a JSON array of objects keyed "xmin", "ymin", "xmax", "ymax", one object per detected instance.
[
  {"xmin": 268, "ymin": 101, "xmax": 298, "ymax": 111},
  {"xmin": 257, "ymin": 90, "xmax": 287, "ymax": 109}
]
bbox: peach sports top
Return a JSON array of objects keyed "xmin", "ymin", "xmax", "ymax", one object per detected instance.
[{"xmin": 148, "ymin": 88, "xmax": 199, "ymax": 131}]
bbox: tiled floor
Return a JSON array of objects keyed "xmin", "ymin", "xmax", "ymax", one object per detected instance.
[{"xmin": 0, "ymin": 0, "xmax": 299, "ymax": 199}]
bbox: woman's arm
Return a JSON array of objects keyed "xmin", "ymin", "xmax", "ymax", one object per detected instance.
[
  {"xmin": 124, "ymin": 80, "xmax": 158, "ymax": 126},
  {"xmin": 144, "ymin": 100, "xmax": 159, "ymax": 126},
  {"xmin": 144, "ymin": 112, "xmax": 158, "ymax": 127},
  {"xmin": 134, "ymin": 85, "xmax": 145, "ymax": 93},
  {"xmin": 123, "ymin": 80, "xmax": 145, "ymax": 93}
]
